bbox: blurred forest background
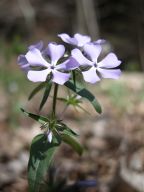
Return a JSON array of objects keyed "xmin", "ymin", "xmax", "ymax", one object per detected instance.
[
  {"xmin": 0, "ymin": 0, "xmax": 144, "ymax": 192},
  {"xmin": 0, "ymin": 0, "xmax": 144, "ymax": 70}
]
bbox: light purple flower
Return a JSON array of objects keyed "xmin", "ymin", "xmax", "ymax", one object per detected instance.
[
  {"xmin": 18, "ymin": 41, "xmax": 43, "ymax": 73},
  {"xmin": 58, "ymin": 33, "xmax": 91, "ymax": 47},
  {"xmin": 71, "ymin": 44, "xmax": 121, "ymax": 84},
  {"xmin": 18, "ymin": 43, "xmax": 78, "ymax": 85}
]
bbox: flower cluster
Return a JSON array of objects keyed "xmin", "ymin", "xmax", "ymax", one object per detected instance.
[{"xmin": 18, "ymin": 33, "xmax": 121, "ymax": 85}]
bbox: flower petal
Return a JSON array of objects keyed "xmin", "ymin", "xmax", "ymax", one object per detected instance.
[
  {"xmin": 25, "ymin": 48, "xmax": 48, "ymax": 67},
  {"xmin": 18, "ymin": 55, "xmax": 27, "ymax": 65},
  {"xmin": 66, "ymin": 57, "xmax": 80, "ymax": 70},
  {"xmin": 58, "ymin": 33, "xmax": 77, "ymax": 45},
  {"xmin": 52, "ymin": 70, "xmax": 70, "ymax": 85},
  {"xmin": 58, "ymin": 33, "xmax": 91, "ymax": 47},
  {"xmin": 55, "ymin": 61, "xmax": 67, "ymax": 70},
  {"xmin": 71, "ymin": 48, "xmax": 92, "ymax": 66},
  {"xmin": 83, "ymin": 44, "xmax": 102, "ymax": 62},
  {"xmin": 47, "ymin": 131, "xmax": 52, "ymax": 143},
  {"xmin": 47, "ymin": 43, "xmax": 65, "ymax": 65},
  {"xmin": 74, "ymin": 33, "xmax": 91, "ymax": 47},
  {"xmin": 28, "ymin": 41, "xmax": 43, "ymax": 51},
  {"xmin": 82, "ymin": 67, "xmax": 100, "ymax": 84},
  {"xmin": 27, "ymin": 69, "xmax": 51, "ymax": 82},
  {"xmin": 18, "ymin": 55, "xmax": 30, "ymax": 72},
  {"xmin": 97, "ymin": 68, "xmax": 121, "ymax": 79},
  {"xmin": 55, "ymin": 57, "xmax": 79, "ymax": 71},
  {"xmin": 93, "ymin": 39, "xmax": 106, "ymax": 45},
  {"xmin": 98, "ymin": 53, "xmax": 121, "ymax": 68}
]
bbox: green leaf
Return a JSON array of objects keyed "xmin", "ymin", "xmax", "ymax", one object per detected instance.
[
  {"xmin": 62, "ymin": 124, "xmax": 79, "ymax": 137},
  {"xmin": 61, "ymin": 133, "xmax": 83, "ymax": 155},
  {"xmin": 55, "ymin": 122, "xmax": 78, "ymax": 137},
  {"xmin": 28, "ymin": 82, "xmax": 47, "ymax": 100},
  {"xmin": 20, "ymin": 108, "xmax": 48, "ymax": 124},
  {"xmin": 65, "ymin": 81, "xmax": 102, "ymax": 114},
  {"xmin": 28, "ymin": 134, "xmax": 59, "ymax": 192},
  {"xmin": 39, "ymin": 81, "xmax": 52, "ymax": 111}
]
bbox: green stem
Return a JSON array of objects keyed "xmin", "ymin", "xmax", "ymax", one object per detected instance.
[
  {"xmin": 72, "ymin": 71, "xmax": 76, "ymax": 87},
  {"xmin": 52, "ymin": 83, "xmax": 59, "ymax": 116}
]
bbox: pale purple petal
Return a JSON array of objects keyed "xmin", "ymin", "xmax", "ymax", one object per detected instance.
[
  {"xmin": 28, "ymin": 41, "xmax": 43, "ymax": 50},
  {"xmin": 93, "ymin": 39, "xmax": 106, "ymax": 45},
  {"xmin": 47, "ymin": 43, "xmax": 65, "ymax": 65},
  {"xmin": 25, "ymin": 48, "xmax": 48, "ymax": 67},
  {"xmin": 71, "ymin": 48, "xmax": 93, "ymax": 66},
  {"xmin": 97, "ymin": 68, "xmax": 121, "ymax": 79},
  {"xmin": 58, "ymin": 33, "xmax": 77, "ymax": 45},
  {"xmin": 58, "ymin": 33, "xmax": 91, "ymax": 47},
  {"xmin": 66, "ymin": 57, "xmax": 80, "ymax": 70},
  {"xmin": 18, "ymin": 55, "xmax": 27, "ymax": 65},
  {"xmin": 52, "ymin": 70, "xmax": 70, "ymax": 85},
  {"xmin": 55, "ymin": 57, "xmax": 79, "ymax": 70},
  {"xmin": 83, "ymin": 44, "xmax": 102, "ymax": 62},
  {"xmin": 20, "ymin": 63, "xmax": 30, "ymax": 72},
  {"xmin": 74, "ymin": 33, "xmax": 91, "ymax": 47},
  {"xmin": 27, "ymin": 69, "xmax": 51, "ymax": 82},
  {"xmin": 98, "ymin": 53, "xmax": 121, "ymax": 68},
  {"xmin": 47, "ymin": 131, "xmax": 52, "ymax": 143},
  {"xmin": 18, "ymin": 55, "xmax": 30, "ymax": 72},
  {"xmin": 82, "ymin": 67, "xmax": 100, "ymax": 84},
  {"xmin": 55, "ymin": 60, "xmax": 67, "ymax": 70}
]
